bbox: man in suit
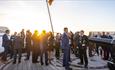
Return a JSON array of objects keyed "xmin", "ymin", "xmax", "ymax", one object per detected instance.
[
  {"xmin": 20, "ymin": 29, "xmax": 25, "ymax": 52},
  {"xmin": 2, "ymin": 30, "xmax": 10, "ymax": 61},
  {"xmin": 77, "ymin": 30, "xmax": 88, "ymax": 68},
  {"xmin": 62, "ymin": 27, "xmax": 72, "ymax": 70},
  {"xmin": 25, "ymin": 30, "xmax": 32, "ymax": 60},
  {"xmin": 40, "ymin": 30, "xmax": 49, "ymax": 65},
  {"xmin": 13, "ymin": 33, "xmax": 23, "ymax": 64},
  {"xmin": 10, "ymin": 32, "xmax": 17, "ymax": 59},
  {"xmin": 55, "ymin": 33, "xmax": 61, "ymax": 60},
  {"xmin": 31, "ymin": 30, "xmax": 40, "ymax": 63}
]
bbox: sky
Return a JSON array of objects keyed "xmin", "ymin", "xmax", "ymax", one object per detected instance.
[{"xmin": 0, "ymin": 0, "xmax": 115, "ymax": 34}]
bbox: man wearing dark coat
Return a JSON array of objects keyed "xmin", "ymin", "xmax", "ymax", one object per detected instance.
[
  {"xmin": 2, "ymin": 30, "xmax": 10, "ymax": 61},
  {"xmin": 10, "ymin": 32, "xmax": 17, "ymax": 59},
  {"xmin": 101, "ymin": 32, "xmax": 113, "ymax": 60},
  {"xmin": 95, "ymin": 32, "xmax": 101, "ymax": 56},
  {"xmin": 40, "ymin": 30, "xmax": 49, "ymax": 65},
  {"xmin": 77, "ymin": 30, "xmax": 88, "ymax": 68},
  {"xmin": 101, "ymin": 32, "xmax": 108, "ymax": 60},
  {"xmin": 106, "ymin": 32, "xmax": 113, "ymax": 58},
  {"xmin": 20, "ymin": 29, "xmax": 25, "ymax": 52},
  {"xmin": 25, "ymin": 30, "xmax": 32, "ymax": 60},
  {"xmin": 13, "ymin": 33, "xmax": 23, "ymax": 64},
  {"xmin": 31, "ymin": 30, "xmax": 40, "ymax": 63}
]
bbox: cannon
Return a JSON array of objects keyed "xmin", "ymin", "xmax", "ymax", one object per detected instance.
[
  {"xmin": 88, "ymin": 37, "xmax": 115, "ymax": 70},
  {"xmin": 88, "ymin": 37, "xmax": 115, "ymax": 45}
]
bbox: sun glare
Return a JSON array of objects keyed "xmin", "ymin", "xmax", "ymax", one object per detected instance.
[
  {"xmin": 0, "ymin": 1, "xmax": 53, "ymax": 34},
  {"xmin": 3, "ymin": 8, "xmax": 51, "ymax": 34}
]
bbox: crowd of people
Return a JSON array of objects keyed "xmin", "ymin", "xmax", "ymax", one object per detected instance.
[
  {"xmin": 1, "ymin": 29, "xmax": 62, "ymax": 65},
  {"xmin": 0, "ymin": 27, "xmax": 114, "ymax": 70},
  {"xmin": 88, "ymin": 32, "xmax": 113, "ymax": 59}
]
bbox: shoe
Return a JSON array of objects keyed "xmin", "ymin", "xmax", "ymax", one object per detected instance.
[
  {"xmin": 65, "ymin": 67, "xmax": 72, "ymax": 70},
  {"xmin": 32, "ymin": 61, "xmax": 39, "ymax": 63},
  {"xmin": 103, "ymin": 58, "xmax": 108, "ymax": 60},
  {"xmin": 10, "ymin": 57, "xmax": 13, "ymax": 59},
  {"xmin": 84, "ymin": 65, "xmax": 88, "ymax": 68},
  {"xmin": 78, "ymin": 62, "xmax": 83, "ymax": 65},
  {"xmin": 56, "ymin": 57, "xmax": 59, "ymax": 60},
  {"xmin": 63, "ymin": 65, "xmax": 65, "ymax": 67},
  {"xmin": 49, "ymin": 61, "xmax": 52, "ymax": 64},
  {"xmin": 45, "ymin": 63, "xmax": 49, "ymax": 66},
  {"xmin": 25, "ymin": 58, "xmax": 29, "ymax": 60},
  {"xmin": 36, "ymin": 61, "xmax": 39, "ymax": 63},
  {"xmin": 13, "ymin": 61, "xmax": 16, "ymax": 64},
  {"xmin": 68, "ymin": 68, "xmax": 72, "ymax": 70},
  {"xmin": 18, "ymin": 60, "xmax": 21, "ymax": 63},
  {"xmin": 41, "ymin": 63, "xmax": 44, "ymax": 65},
  {"xmin": 32, "ymin": 61, "xmax": 36, "ymax": 63}
]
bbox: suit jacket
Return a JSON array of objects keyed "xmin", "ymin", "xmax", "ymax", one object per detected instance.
[
  {"xmin": 73, "ymin": 34, "xmax": 80, "ymax": 46},
  {"xmin": 39, "ymin": 34, "xmax": 48, "ymax": 51},
  {"xmin": 26, "ymin": 32, "xmax": 32, "ymax": 46},
  {"xmin": 2, "ymin": 34, "xmax": 10, "ymax": 47},
  {"xmin": 61, "ymin": 32, "xmax": 70, "ymax": 49},
  {"xmin": 14, "ymin": 36, "xmax": 23, "ymax": 50},
  {"xmin": 77, "ymin": 35, "xmax": 88, "ymax": 48}
]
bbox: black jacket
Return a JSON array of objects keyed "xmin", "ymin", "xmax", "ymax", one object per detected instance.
[
  {"xmin": 77, "ymin": 35, "xmax": 88, "ymax": 48},
  {"xmin": 2, "ymin": 34, "xmax": 10, "ymax": 47}
]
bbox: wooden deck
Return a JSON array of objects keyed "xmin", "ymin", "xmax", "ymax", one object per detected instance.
[
  {"xmin": 1, "ymin": 53, "xmax": 109, "ymax": 70},
  {"xmin": 1, "ymin": 56, "xmax": 64, "ymax": 70}
]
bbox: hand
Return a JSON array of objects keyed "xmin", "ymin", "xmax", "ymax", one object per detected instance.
[
  {"xmin": 82, "ymin": 44, "xmax": 85, "ymax": 46},
  {"xmin": 67, "ymin": 33, "xmax": 71, "ymax": 38}
]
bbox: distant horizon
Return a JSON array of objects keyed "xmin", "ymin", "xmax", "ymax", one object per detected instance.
[{"xmin": 0, "ymin": 26, "xmax": 115, "ymax": 36}]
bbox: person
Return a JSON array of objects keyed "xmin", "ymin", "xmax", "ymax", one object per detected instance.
[
  {"xmin": 69, "ymin": 31, "xmax": 74, "ymax": 54},
  {"xmin": 13, "ymin": 33, "xmax": 23, "ymax": 64},
  {"xmin": 101, "ymin": 32, "xmax": 108, "ymax": 60},
  {"xmin": 20, "ymin": 29, "xmax": 25, "ymax": 52},
  {"xmin": 107, "ymin": 32, "xmax": 113, "ymax": 57},
  {"xmin": 62, "ymin": 27, "xmax": 72, "ymax": 70},
  {"xmin": 48, "ymin": 32, "xmax": 54, "ymax": 63},
  {"xmin": 55, "ymin": 33, "xmax": 61, "ymax": 60},
  {"xmin": 10, "ymin": 32, "xmax": 17, "ymax": 59},
  {"xmin": 40, "ymin": 30, "xmax": 49, "ymax": 65},
  {"xmin": 73, "ymin": 32, "xmax": 80, "ymax": 57},
  {"xmin": 88, "ymin": 32, "xmax": 96, "ymax": 57},
  {"xmin": 95, "ymin": 32, "xmax": 101, "ymax": 56},
  {"xmin": 25, "ymin": 30, "xmax": 32, "ymax": 60},
  {"xmin": 31, "ymin": 30, "xmax": 40, "ymax": 63},
  {"xmin": 2, "ymin": 30, "xmax": 10, "ymax": 61},
  {"xmin": 106, "ymin": 32, "xmax": 113, "ymax": 60},
  {"xmin": 77, "ymin": 30, "xmax": 88, "ymax": 68},
  {"xmin": 68, "ymin": 31, "xmax": 74, "ymax": 62}
]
